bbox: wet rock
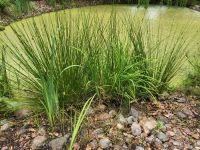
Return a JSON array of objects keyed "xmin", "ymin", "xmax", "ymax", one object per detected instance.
[
  {"xmin": 118, "ymin": 114, "xmax": 128, "ymax": 125},
  {"xmin": 0, "ymin": 122, "xmax": 13, "ymax": 132},
  {"xmin": 117, "ymin": 123, "xmax": 124, "ymax": 130},
  {"xmin": 141, "ymin": 117, "xmax": 157, "ymax": 134},
  {"xmin": 176, "ymin": 111, "xmax": 187, "ymax": 119},
  {"xmin": 135, "ymin": 146, "xmax": 144, "ymax": 150},
  {"xmin": 157, "ymin": 132, "xmax": 169, "ymax": 142},
  {"xmin": 177, "ymin": 97, "xmax": 186, "ymax": 103},
  {"xmin": 31, "ymin": 135, "xmax": 47, "ymax": 150},
  {"xmin": 49, "ymin": 134, "xmax": 70, "ymax": 150},
  {"xmin": 99, "ymin": 138, "xmax": 111, "ymax": 149},
  {"xmin": 131, "ymin": 122, "xmax": 142, "ymax": 136},
  {"xmin": 15, "ymin": 109, "xmax": 31, "ymax": 119},
  {"xmin": 109, "ymin": 110, "xmax": 117, "ymax": 118}
]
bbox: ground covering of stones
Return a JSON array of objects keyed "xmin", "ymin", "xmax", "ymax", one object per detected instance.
[{"xmin": 0, "ymin": 92, "xmax": 200, "ymax": 150}]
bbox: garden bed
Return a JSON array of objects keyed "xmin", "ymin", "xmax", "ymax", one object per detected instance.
[{"xmin": 0, "ymin": 92, "xmax": 200, "ymax": 149}]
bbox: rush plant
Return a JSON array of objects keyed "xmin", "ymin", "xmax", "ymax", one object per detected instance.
[{"xmin": 0, "ymin": 10, "xmax": 195, "ymax": 124}]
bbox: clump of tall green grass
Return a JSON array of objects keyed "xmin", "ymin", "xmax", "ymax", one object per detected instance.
[
  {"xmin": 15, "ymin": 0, "xmax": 31, "ymax": 13},
  {"xmin": 185, "ymin": 47, "xmax": 200, "ymax": 87},
  {"xmin": 0, "ymin": 10, "xmax": 194, "ymax": 125}
]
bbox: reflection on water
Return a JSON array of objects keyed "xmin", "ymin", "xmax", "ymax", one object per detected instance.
[{"xmin": 145, "ymin": 6, "xmax": 167, "ymax": 19}]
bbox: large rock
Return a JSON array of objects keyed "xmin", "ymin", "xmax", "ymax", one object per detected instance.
[
  {"xmin": 99, "ymin": 138, "xmax": 111, "ymax": 149},
  {"xmin": 31, "ymin": 135, "xmax": 47, "ymax": 150},
  {"xmin": 131, "ymin": 122, "xmax": 142, "ymax": 136},
  {"xmin": 49, "ymin": 134, "xmax": 70, "ymax": 150}
]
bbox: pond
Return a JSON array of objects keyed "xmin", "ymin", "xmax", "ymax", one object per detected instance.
[{"xmin": 1, "ymin": 5, "xmax": 200, "ymax": 87}]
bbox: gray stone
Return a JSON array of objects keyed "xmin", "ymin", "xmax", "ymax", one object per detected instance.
[
  {"xmin": 135, "ymin": 146, "xmax": 144, "ymax": 150},
  {"xmin": 118, "ymin": 114, "xmax": 128, "ymax": 125},
  {"xmin": 183, "ymin": 108, "xmax": 193, "ymax": 116},
  {"xmin": 117, "ymin": 123, "xmax": 124, "ymax": 130},
  {"xmin": 163, "ymin": 143, "xmax": 169, "ymax": 148},
  {"xmin": 146, "ymin": 135, "xmax": 155, "ymax": 143},
  {"xmin": 131, "ymin": 122, "xmax": 142, "ymax": 136},
  {"xmin": 99, "ymin": 138, "xmax": 111, "ymax": 149},
  {"xmin": 31, "ymin": 135, "xmax": 47, "ymax": 150},
  {"xmin": 177, "ymin": 97, "xmax": 186, "ymax": 103},
  {"xmin": 0, "ymin": 122, "xmax": 13, "ymax": 132},
  {"xmin": 142, "ymin": 118, "xmax": 157, "ymax": 134},
  {"xmin": 93, "ymin": 128, "xmax": 104, "ymax": 135},
  {"xmin": 176, "ymin": 112, "xmax": 187, "ymax": 119},
  {"xmin": 155, "ymin": 138, "xmax": 162, "ymax": 144},
  {"xmin": 158, "ymin": 115, "xmax": 169, "ymax": 124},
  {"xmin": 157, "ymin": 132, "xmax": 169, "ymax": 142},
  {"xmin": 196, "ymin": 140, "xmax": 200, "ymax": 147},
  {"xmin": 87, "ymin": 107, "xmax": 95, "ymax": 116},
  {"xmin": 109, "ymin": 110, "xmax": 117, "ymax": 118},
  {"xmin": 130, "ymin": 107, "xmax": 141, "ymax": 119},
  {"xmin": 49, "ymin": 134, "xmax": 70, "ymax": 150},
  {"xmin": 172, "ymin": 140, "xmax": 182, "ymax": 146},
  {"xmin": 126, "ymin": 116, "xmax": 134, "ymax": 125}
]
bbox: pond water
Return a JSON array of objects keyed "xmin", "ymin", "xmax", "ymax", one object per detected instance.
[{"xmin": 1, "ymin": 5, "xmax": 200, "ymax": 86}]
